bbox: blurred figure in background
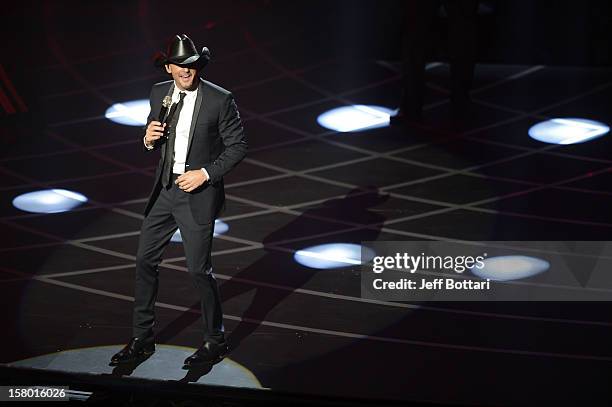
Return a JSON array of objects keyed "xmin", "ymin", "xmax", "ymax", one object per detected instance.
[{"xmin": 391, "ymin": 0, "xmax": 480, "ymax": 126}]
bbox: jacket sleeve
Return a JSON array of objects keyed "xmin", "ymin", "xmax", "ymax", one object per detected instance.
[
  {"xmin": 203, "ymin": 93, "xmax": 248, "ymax": 183},
  {"xmin": 142, "ymin": 87, "xmax": 161, "ymax": 153}
]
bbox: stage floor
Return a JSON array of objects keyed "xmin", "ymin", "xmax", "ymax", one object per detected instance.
[{"xmin": 2, "ymin": 2, "xmax": 612, "ymax": 406}]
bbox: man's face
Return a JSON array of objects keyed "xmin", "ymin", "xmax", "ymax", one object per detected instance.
[{"xmin": 165, "ymin": 63, "xmax": 198, "ymax": 91}]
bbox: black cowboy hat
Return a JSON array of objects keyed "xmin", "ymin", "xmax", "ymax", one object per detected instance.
[{"xmin": 153, "ymin": 34, "xmax": 211, "ymax": 70}]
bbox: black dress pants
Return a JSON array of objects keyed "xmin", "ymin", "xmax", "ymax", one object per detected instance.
[{"xmin": 132, "ymin": 174, "xmax": 224, "ymax": 344}]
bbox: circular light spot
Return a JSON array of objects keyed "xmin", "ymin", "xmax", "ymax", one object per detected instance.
[
  {"xmin": 105, "ymin": 99, "xmax": 150, "ymax": 126},
  {"xmin": 470, "ymin": 255, "xmax": 550, "ymax": 281},
  {"xmin": 12, "ymin": 189, "xmax": 88, "ymax": 214},
  {"xmin": 171, "ymin": 220, "xmax": 229, "ymax": 243},
  {"xmin": 528, "ymin": 118, "xmax": 609, "ymax": 145},
  {"xmin": 317, "ymin": 105, "xmax": 395, "ymax": 132},
  {"xmin": 9, "ymin": 345, "xmax": 263, "ymax": 389},
  {"xmin": 294, "ymin": 243, "xmax": 376, "ymax": 269},
  {"xmin": 171, "ymin": 229, "xmax": 182, "ymax": 243},
  {"xmin": 213, "ymin": 219, "xmax": 229, "ymax": 235}
]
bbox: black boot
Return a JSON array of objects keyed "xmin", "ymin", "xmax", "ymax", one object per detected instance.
[
  {"xmin": 110, "ymin": 336, "xmax": 155, "ymax": 365},
  {"xmin": 183, "ymin": 340, "xmax": 228, "ymax": 367}
]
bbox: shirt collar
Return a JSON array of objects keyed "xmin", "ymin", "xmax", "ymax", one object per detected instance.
[{"xmin": 171, "ymin": 82, "xmax": 198, "ymax": 100}]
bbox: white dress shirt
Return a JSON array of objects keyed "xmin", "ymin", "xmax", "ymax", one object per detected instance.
[
  {"xmin": 169, "ymin": 86, "xmax": 197, "ymax": 174},
  {"xmin": 144, "ymin": 83, "xmax": 209, "ymax": 179}
]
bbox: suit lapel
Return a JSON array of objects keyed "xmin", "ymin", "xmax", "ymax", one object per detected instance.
[
  {"xmin": 186, "ymin": 79, "xmax": 204, "ymax": 155},
  {"xmin": 160, "ymin": 82, "xmax": 175, "ymax": 162}
]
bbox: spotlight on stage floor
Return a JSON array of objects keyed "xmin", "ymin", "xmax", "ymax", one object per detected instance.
[
  {"xmin": 171, "ymin": 220, "xmax": 230, "ymax": 242},
  {"xmin": 12, "ymin": 189, "xmax": 88, "ymax": 214},
  {"xmin": 317, "ymin": 105, "xmax": 395, "ymax": 132},
  {"xmin": 8, "ymin": 345, "xmax": 264, "ymax": 389},
  {"xmin": 105, "ymin": 99, "xmax": 150, "ymax": 126},
  {"xmin": 470, "ymin": 255, "xmax": 550, "ymax": 281},
  {"xmin": 294, "ymin": 243, "xmax": 375, "ymax": 269},
  {"xmin": 528, "ymin": 118, "xmax": 609, "ymax": 145}
]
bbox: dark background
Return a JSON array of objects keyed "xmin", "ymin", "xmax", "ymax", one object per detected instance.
[{"xmin": 2, "ymin": 1, "xmax": 612, "ymax": 406}]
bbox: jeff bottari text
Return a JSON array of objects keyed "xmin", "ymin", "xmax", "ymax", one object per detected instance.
[{"xmin": 372, "ymin": 278, "xmax": 491, "ymax": 291}]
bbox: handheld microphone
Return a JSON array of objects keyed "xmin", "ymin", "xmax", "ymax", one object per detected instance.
[
  {"xmin": 158, "ymin": 96, "xmax": 172, "ymax": 123},
  {"xmin": 158, "ymin": 96, "xmax": 172, "ymax": 139}
]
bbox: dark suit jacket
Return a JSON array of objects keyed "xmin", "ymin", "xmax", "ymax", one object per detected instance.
[{"xmin": 142, "ymin": 78, "xmax": 247, "ymax": 225}]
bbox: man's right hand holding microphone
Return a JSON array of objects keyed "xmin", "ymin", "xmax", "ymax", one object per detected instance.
[{"xmin": 144, "ymin": 121, "xmax": 167, "ymax": 149}]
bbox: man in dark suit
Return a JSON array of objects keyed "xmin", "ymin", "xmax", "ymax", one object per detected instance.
[{"xmin": 111, "ymin": 34, "xmax": 247, "ymax": 367}]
